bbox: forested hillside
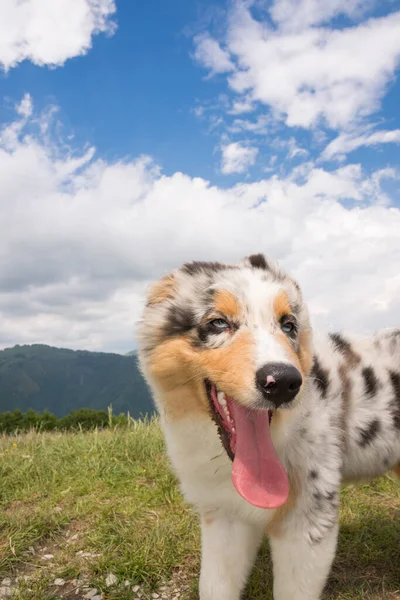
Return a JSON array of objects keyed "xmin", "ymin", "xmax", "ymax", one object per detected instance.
[{"xmin": 0, "ymin": 344, "xmax": 154, "ymax": 418}]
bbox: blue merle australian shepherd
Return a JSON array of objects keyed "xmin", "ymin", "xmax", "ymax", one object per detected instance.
[{"xmin": 137, "ymin": 254, "xmax": 400, "ymax": 600}]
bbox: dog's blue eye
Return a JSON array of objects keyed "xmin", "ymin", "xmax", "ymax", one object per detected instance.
[
  {"xmin": 210, "ymin": 318, "xmax": 230, "ymax": 331},
  {"xmin": 281, "ymin": 321, "xmax": 295, "ymax": 334}
]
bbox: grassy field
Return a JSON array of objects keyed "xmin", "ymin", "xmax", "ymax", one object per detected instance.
[{"xmin": 0, "ymin": 420, "xmax": 399, "ymax": 600}]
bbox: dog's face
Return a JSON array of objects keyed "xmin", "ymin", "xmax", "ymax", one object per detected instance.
[{"xmin": 137, "ymin": 254, "xmax": 313, "ymax": 508}]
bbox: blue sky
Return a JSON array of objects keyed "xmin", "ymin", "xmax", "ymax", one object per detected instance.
[
  {"xmin": 1, "ymin": 1, "xmax": 223, "ymax": 181},
  {"xmin": 2, "ymin": 0, "xmax": 398, "ymax": 188},
  {"xmin": 0, "ymin": 0, "xmax": 400, "ymax": 352}
]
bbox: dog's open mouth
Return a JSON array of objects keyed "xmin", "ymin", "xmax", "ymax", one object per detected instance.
[{"xmin": 206, "ymin": 380, "xmax": 289, "ymax": 509}]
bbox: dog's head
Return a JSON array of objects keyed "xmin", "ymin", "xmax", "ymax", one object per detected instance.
[{"xmin": 137, "ymin": 254, "xmax": 313, "ymax": 509}]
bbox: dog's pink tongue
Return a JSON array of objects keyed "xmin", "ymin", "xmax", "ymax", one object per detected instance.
[{"xmin": 230, "ymin": 402, "xmax": 289, "ymax": 509}]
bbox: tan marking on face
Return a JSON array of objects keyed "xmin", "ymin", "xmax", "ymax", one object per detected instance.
[
  {"xmin": 197, "ymin": 331, "xmax": 256, "ymax": 404},
  {"xmin": 147, "ymin": 274, "xmax": 175, "ymax": 306},
  {"xmin": 214, "ymin": 290, "xmax": 240, "ymax": 319},
  {"xmin": 159, "ymin": 381, "xmax": 210, "ymax": 421},
  {"xmin": 147, "ymin": 332, "xmax": 257, "ymax": 419},
  {"xmin": 147, "ymin": 337, "xmax": 210, "ymax": 420},
  {"xmin": 273, "ymin": 291, "xmax": 291, "ymax": 321},
  {"xmin": 266, "ymin": 468, "xmax": 301, "ymax": 538},
  {"xmin": 298, "ymin": 328, "xmax": 313, "ymax": 376}
]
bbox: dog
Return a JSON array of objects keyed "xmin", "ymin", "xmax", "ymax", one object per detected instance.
[{"xmin": 137, "ymin": 254, "xmax": 400, "ymax": 600}]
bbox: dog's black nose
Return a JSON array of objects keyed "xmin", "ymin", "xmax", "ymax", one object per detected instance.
[{"xmin": 256, "ymin": 363, "xmax": 302, "ymax": 408}]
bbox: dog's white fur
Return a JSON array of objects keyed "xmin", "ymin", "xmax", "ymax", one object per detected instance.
[{"xmin": 137, "ymin": 255, "xmax": 400, "ymax": 600}]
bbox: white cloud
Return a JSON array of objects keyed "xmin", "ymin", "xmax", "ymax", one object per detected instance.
[
  {"xmin": 228, "ymin": 114, "xmax": 272, "ymax": 135},
  {"xmin": 193, "ymin": 2, "xmax": 400, "ymax": 131},
  {"xmin": 322, "ymin": 128, "xmax": 400, "ymax": 160},
  {"xmin": 0, "ymin": 99, "xmax": 400, "ymax": 352},
  {"xmin": 220, "ymin": 141, "xmax": 259, "ymax": 174},
  {"xmin": 270, "ymin": 136, "xmax": 309, "ymax": 160},
  {"xmin": 0, "ymin": 0, "xmax": 116, "ymax": 71},
  {"xmin": 16, "ymin": 93, "xmax": 33, "ymax": 118},
  {"xmin": 269, "ymin": 0, "xmax": 371, "ymax": 30},
  {"xmin": 193, "ymin": 33, "xmax": 234, "ymax": 75},
  {"xmin": 228, "ymin": 96, "xmax": 255, "ymax": 115}
]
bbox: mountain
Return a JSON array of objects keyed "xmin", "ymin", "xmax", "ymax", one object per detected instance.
[{"xmin": 0, "ymin": 344, "xmax": 154, "ymax": 419}]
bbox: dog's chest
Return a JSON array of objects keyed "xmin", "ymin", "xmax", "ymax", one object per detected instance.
[{"xmin": 161, "ymin": 416, "xmax": 272, "ymax": 525}]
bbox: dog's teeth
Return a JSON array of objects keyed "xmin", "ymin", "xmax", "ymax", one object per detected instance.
[{"xmin": 217, "ymin": 391, "xmax": 227, "ymax": 407}]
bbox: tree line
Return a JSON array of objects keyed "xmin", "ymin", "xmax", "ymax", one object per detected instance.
[{"xmin": 0, "ymin": 407, "xmax": 138, "ymax": 434}]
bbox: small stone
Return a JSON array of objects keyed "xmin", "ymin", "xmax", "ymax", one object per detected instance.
[
  {"xmin": 91, "ymin": 596, "xmax": 103, "ymax": 600},
  {"xmin": 42, "ymin": 554, "xmax": 54, "ymax": 560},
  {"xmin": 152, "ymin": 594, "xmax": 160, "ymax": 599},
  {"xmin": 83, "ymin": 589, "xmax": 98, "ymax": 599},
  {"xmin": 53, "ymin": 578, "xmax": 65, "ymax": 586},
  {"xmin": 1, "ymin": 579, "xmax": 11, "ymax": 587},
  {"xmin": 28, "ymin": 546, "xmax": 35, "ymax": 555},
  {"xmin": 54, "ymin": 506, "xmax": 62, "ymax": 512},
  {"xmin": 0, "ymin": 587, "xmax": 12, "ymax": 597},
  {"xmin": 105, "ymin": 573, "xmax": 117, "ymax": 587},
  {"xmin": 132, "ymin": 585, "xmax": 140, "ymax": 592}
]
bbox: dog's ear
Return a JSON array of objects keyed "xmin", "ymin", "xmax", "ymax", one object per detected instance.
[
  {"xmin": 242, "ymin": 253, "xmax": 291, "ymax": 285},
  {"xmin": 146, "ymin": 273, "xmax": 176, "ymax": 307},
  {"xmin": 243, "ymin": 253, "xmax": 269, "ymax": 270}
]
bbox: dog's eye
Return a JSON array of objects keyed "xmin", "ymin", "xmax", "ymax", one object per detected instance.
[
  {"xmin": 281, "ymin": 318, "xmax": 296, "ymax": 335},
  {"xmin": 209, "ymin": 318, "xmax": 230, "ymax": 331}
]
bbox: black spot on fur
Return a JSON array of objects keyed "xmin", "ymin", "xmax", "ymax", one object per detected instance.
[
  {"xmin": 308, "ymin": 489, "xmax": 339, "ymax": 544},
  {"xmin": 313, "ymin": 489, "xmax": 337, "ymax": 504},
  {"xmin": 247, "ymin": 253, "xmax": 268, "ymax": 270},
  {"xmin": 313, "ymin": 491, "xmax": 323, "ymax": 503},
  {"xmin": 309, "ymin": 470, "xmax": 319, "ymax": 480},
  {"xmin": 310, "ymin": 356, "xmax": 330, "ymax": 398},
  {"xmin": 181, "ymin": 261, "xmax": 230, "ymax": 276},
  {"xmin": 388, "ymin": 370, "xmax": 400, "ymax": 429},
  {"xmin": 362, "ymin": 366, "xmax": 379, "ymax": 398},
  {"xmin": 329, "ymin": 333, "xmax": 351, "ymax": 353},
  {"xmin": 329, "ymin": 333, "xmax": 361, "ymax": 367},
  {"xmin": 196, "ymin": 324, "xmax": 209, "ymax": 345},
  {"xmin": 358, "ymin": 418, "xmax": 381, "ymax": 447},
  {"xmin": 389, "ymin": 370, "xmax": 400, "ymax": 399},
  {"xmin": 164, "ymin": 305, "xmax": 196, "ymax": 338}
]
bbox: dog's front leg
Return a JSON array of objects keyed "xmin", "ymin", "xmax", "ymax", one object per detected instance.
[
  {"xmin": 269, "ymin": 505, "xmax": 339, "ymax": 600},
  {"xmin": 199, "ymin": 513, "xmax": 263, "ymax": 600}
]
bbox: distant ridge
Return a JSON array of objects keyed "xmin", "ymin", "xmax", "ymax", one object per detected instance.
[{"xmin": 0, "ymin": 344, "xmax": 154, "ymax": 419}]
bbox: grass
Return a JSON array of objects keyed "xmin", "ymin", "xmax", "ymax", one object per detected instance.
[{"xmin": 0, "ymin": 419, "xmax": 399, "ymax": 599}]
